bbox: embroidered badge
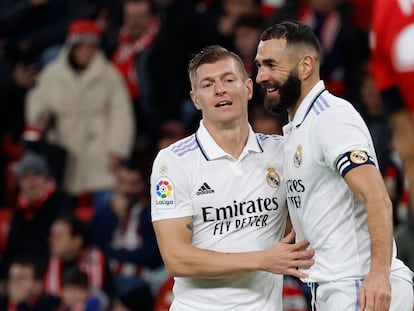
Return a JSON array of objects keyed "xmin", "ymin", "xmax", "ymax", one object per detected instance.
[
  {"xmin": 266, "ymin": 167, "xmax": 280, "ymax": 189},
  {"xmin": 155, "ymin": 177, "xmax": 175, "ymax": 209},
  {"xmin": 159, "ymin": 164, "xmax": 168, "ymax": 175},
  {"xmin": 350, "ymin": 151, "xmax": 368, "ymax": 164},
  {"xmin": 294, "ymin": 145, "xmax": 302, "ymax": 168}
]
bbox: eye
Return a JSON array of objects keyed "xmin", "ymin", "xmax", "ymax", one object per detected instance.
[{"xmin": 201, "ymin": 82, "xmax": 212, "ymax": 88}]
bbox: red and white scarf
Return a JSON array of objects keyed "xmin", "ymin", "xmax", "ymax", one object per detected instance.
[
  {"xmin": 44, "ymin": 247, "xmax": 106, "ymax": 296},
  {"xmin": 112, "ymin": 18, "xmax": 161, "ymax": 99}
]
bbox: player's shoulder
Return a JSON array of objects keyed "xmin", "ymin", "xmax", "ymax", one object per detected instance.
[
  {"xmin": 255, "ymin": 133, "xmax": 284, "ymax": 149},
  {"xmin": 311, "ymin": 91, "xmax": 358, "ymax": 120},
  {"xmin": 156, "ymin": 134, "xmax": 199, "ymax": 160}
]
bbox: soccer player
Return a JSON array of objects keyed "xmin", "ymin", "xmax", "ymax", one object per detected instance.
[
  {"xmin": 255, "ymin": 21, "xmax": 414, "ymax": 311},
  {"xmin": 150, "ymin": 45, "xmax": 314, "ymax": 311},
  {"xmin": 370, "ymin": 0, "xmax": 414, "ymax": 221}
]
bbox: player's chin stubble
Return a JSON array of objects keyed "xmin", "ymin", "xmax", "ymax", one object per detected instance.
[{"xmin": 263, "ymin": 72, "xmax": 302, "ymax": 115}]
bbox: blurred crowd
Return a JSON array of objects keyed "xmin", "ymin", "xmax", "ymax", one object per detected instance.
[{"xmin": 0, "ymin": 0, "xmax": 413, "ymax": 310}]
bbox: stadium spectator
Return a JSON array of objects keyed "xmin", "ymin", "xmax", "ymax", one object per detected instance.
[
  {"xmin": 25, "ymin": 19, "xmax": 134, "ymax": 209},
  {"xmin": 0, "ymin": 256, "xmax": 60, "ymax": 311},
  {"xmin": 110, "ymin": 0, "xmax": 189, "ymax": 151},
  {"xmin": 45, "ymin": 215, "xmax": 113, "ymax": 308},
  {"xmin": 0, "ymin": 151, "xmax": 73, "ymax": 285},
  {"xmin": 55, "ymin": 267, "xmax": 102, "ymax": 311},
  {"xmin": 92, "ymin": 157, "xmax": 162, "ymax": 310},
  {"xmin": 268, "ymin": 0, "xmax": 366, "ymax": 102}
]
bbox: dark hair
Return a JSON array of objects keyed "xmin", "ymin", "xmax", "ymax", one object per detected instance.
[
  {"xmin": 62, "ymin": 267, "xmax": 89, "ymax": 289},
  {"xmin": 119, "ymin": 156, "xmax": 146, "ymax": 174},
  {"xmin": 188, "ymin": 45, "xmax": 248, "ymax": 90},
  {"xmin": 10, "ymin": 256, "xmax": 46, "ymax": 280},
  {"xmin": 55, "ymin": 214, "xmax": 89, "ymax": 247},
  {"xmin": 234, "ymin": 13, "xmax": 264, "ymax": 31},
  {"xmin": 260, "ymin": 20, "xmax": 320, "ymax": 58}
]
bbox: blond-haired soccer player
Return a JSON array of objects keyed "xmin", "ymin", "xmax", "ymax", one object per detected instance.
[{"xmin": 150, "ymin": 45, "xmax": 314, "ymax": 311}]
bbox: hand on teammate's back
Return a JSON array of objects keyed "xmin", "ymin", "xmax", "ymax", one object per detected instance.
[{"xmin": 260, "ymin": 230, "xmax": 314, "ymax": 279}]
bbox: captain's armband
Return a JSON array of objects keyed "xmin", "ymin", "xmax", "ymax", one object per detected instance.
[{"xmin": 336, "ymin": 151, "xmax": 375, "ymax": 177}]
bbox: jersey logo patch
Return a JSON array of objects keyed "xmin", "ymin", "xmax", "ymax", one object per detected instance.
[
  {"xmin": 294, "ymin": 145, "xmax": 302, "ymax": 168},
  {"xmin": 196, "ymin": 182, "xmax": 215, "ymax": 195},
  {"xmin": 155, "ymin": 177, "xmax": 175, "ymax": 209},
  {"xmin": 350, "ymin": 151, "xmax": 368, "ymax": 164},
  {"xmin": 266, "ymin": 167, "xmax": 280, "ymax": 189},
  {"xmin": 159, "ymin": 164, "xmax": 168, "ymax": 175}
]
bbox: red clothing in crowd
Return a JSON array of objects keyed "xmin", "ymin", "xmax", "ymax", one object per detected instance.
[
  {"xmin": 111, "ymin": 19, "xmax": 161, "ymax": 99},
  {"xmin": 44, "ymin": 247, "xmax": 106, "ymax": 296},
  {"xmin": 370, "ymin": 0, "xmax": 414, "ymax": 112}
]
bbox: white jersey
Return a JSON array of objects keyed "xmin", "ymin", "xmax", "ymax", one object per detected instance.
[
  {"xmin": 283, "ymin": 80, "xmax": 413, "ymax": 283},
  {"xmin": 151, "ymin": 121, "xmax": 288, "ymax": 311}
]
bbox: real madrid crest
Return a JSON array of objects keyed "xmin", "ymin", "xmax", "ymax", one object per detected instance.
[
  {"xmin": 350, "ymin": 151, "xmax": 368, "ymax": 164},
  {"xmin": 266, "ymin": 167, "xmax": 280, "ymax": 189},
  {"xmin": 294, "ymin": 145, "xmax": 302, "ymax": 168}
]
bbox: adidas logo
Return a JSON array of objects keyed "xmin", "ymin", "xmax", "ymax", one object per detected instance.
[{"xmin": 196, "ymin": 182, "xmax": 215, "ymax": 195}]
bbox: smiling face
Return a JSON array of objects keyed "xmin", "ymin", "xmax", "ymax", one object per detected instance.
[
  {"xmin": 255, "ymin": 38, "xmax": 302, "ymax": 115},
  {"xmin": 190, "ymin": 56, "xmax": 253, "ymax": 129}
]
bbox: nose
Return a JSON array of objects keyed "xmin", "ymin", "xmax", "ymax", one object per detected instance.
[
  {"xmin": 214, "ymin": 81, "xmax": 226, "ymax": 95},
  {"xmin": 255, "ymin": 67, "xmax": 268, "ymax": 84}
]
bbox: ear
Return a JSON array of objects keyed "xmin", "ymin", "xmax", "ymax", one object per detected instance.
[
  {"xmin": 246, "ymin": 78, "xmax": 253, "ymax": 100},
  {"xmin": 190, "ymin": 90, "xmax": 202, "ymax": 111},
  {"xmin": 299, "ymin": 55, "xmax": 315, "ymax": 81}
]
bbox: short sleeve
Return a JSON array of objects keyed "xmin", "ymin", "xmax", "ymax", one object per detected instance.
[
  {"xmin": 150, "ymin": 148, "xmax": 194, "ymax": 222},
  {"xmin": 314, "ymin": 104, "xmax": 377, "ymax": 174}
]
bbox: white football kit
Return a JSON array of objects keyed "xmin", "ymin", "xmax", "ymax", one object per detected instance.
[
  {"xmin": 283, "ymin": 81, "xmax": 414, "ymax": 310},
  {"xmin": 151, "ymin": 121, "xmax": 288, "ymax": 311}
]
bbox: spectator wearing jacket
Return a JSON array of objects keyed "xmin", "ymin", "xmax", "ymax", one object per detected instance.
[{"xmin": 25, "ymin": 19, "xmax": 134, "ymax": 208}]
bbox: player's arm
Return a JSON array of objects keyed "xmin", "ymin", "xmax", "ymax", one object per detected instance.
[
  {"xmin": 343, "ymin": 164, "xmax": 392, "ymax": 311},
  {"xmin": 153, "ymin": 216, "xmax": 314, "ymax": 278}
]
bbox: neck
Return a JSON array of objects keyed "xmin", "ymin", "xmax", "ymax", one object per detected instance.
[
  {"xmin": 288, "ymin": 76, "xmax": 320, "ymax": 119},
  {"xmin": 203, "ymin": 119, "xmax": 249, "ymax": 159}
]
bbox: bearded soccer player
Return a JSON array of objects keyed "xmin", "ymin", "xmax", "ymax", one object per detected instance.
[{"xmin": 255, "ymin": 20, "xmax": 414, "ymax": 311}]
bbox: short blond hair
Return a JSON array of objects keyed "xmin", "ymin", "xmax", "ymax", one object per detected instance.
[{"xmin": 188, "ymin": 45, "xmax": 248, "ymax": 90}]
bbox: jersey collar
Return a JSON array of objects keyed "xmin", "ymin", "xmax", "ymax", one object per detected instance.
[
  {"xmin": 196, "ymin": 120, "xmax": 263, "ymax": 161},
  {"xmin": 290, "ymin": 80, "xmax": 326, "ymax": 128}
]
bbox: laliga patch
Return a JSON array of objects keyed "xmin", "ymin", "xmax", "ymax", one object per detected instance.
[
  {"xmin": 266, "ymin": 166, "xmax": 280, "ymax": 189},
  {"xmin": 350, "ymin": 151, "xmax": 368, "ymax": 164},
  {"xmin": 155, "ymin": 177, "xmax": 175, "ymax": 209}
]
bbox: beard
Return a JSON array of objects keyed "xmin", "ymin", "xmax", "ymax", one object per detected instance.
[{"xmin": 262, "ymin": 71, "xmax": 301, "ymax": 115}]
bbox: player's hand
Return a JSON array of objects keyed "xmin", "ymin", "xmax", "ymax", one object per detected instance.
[
  {"xmin": 358, "ymin": 271, "xmax": 391, "ymax": 311},
  {"xmin": 260, "ymin": 230, "xmax": 314, "ymax": 279}
]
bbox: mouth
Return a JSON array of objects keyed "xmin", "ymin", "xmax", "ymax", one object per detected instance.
[
  {"xmin": 265, "ymin": 87, "xmax": 279, "ymax": 95},
  {"xmin": 215, "ymin": 101, "xmax": 232, "ymax": 108}
]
